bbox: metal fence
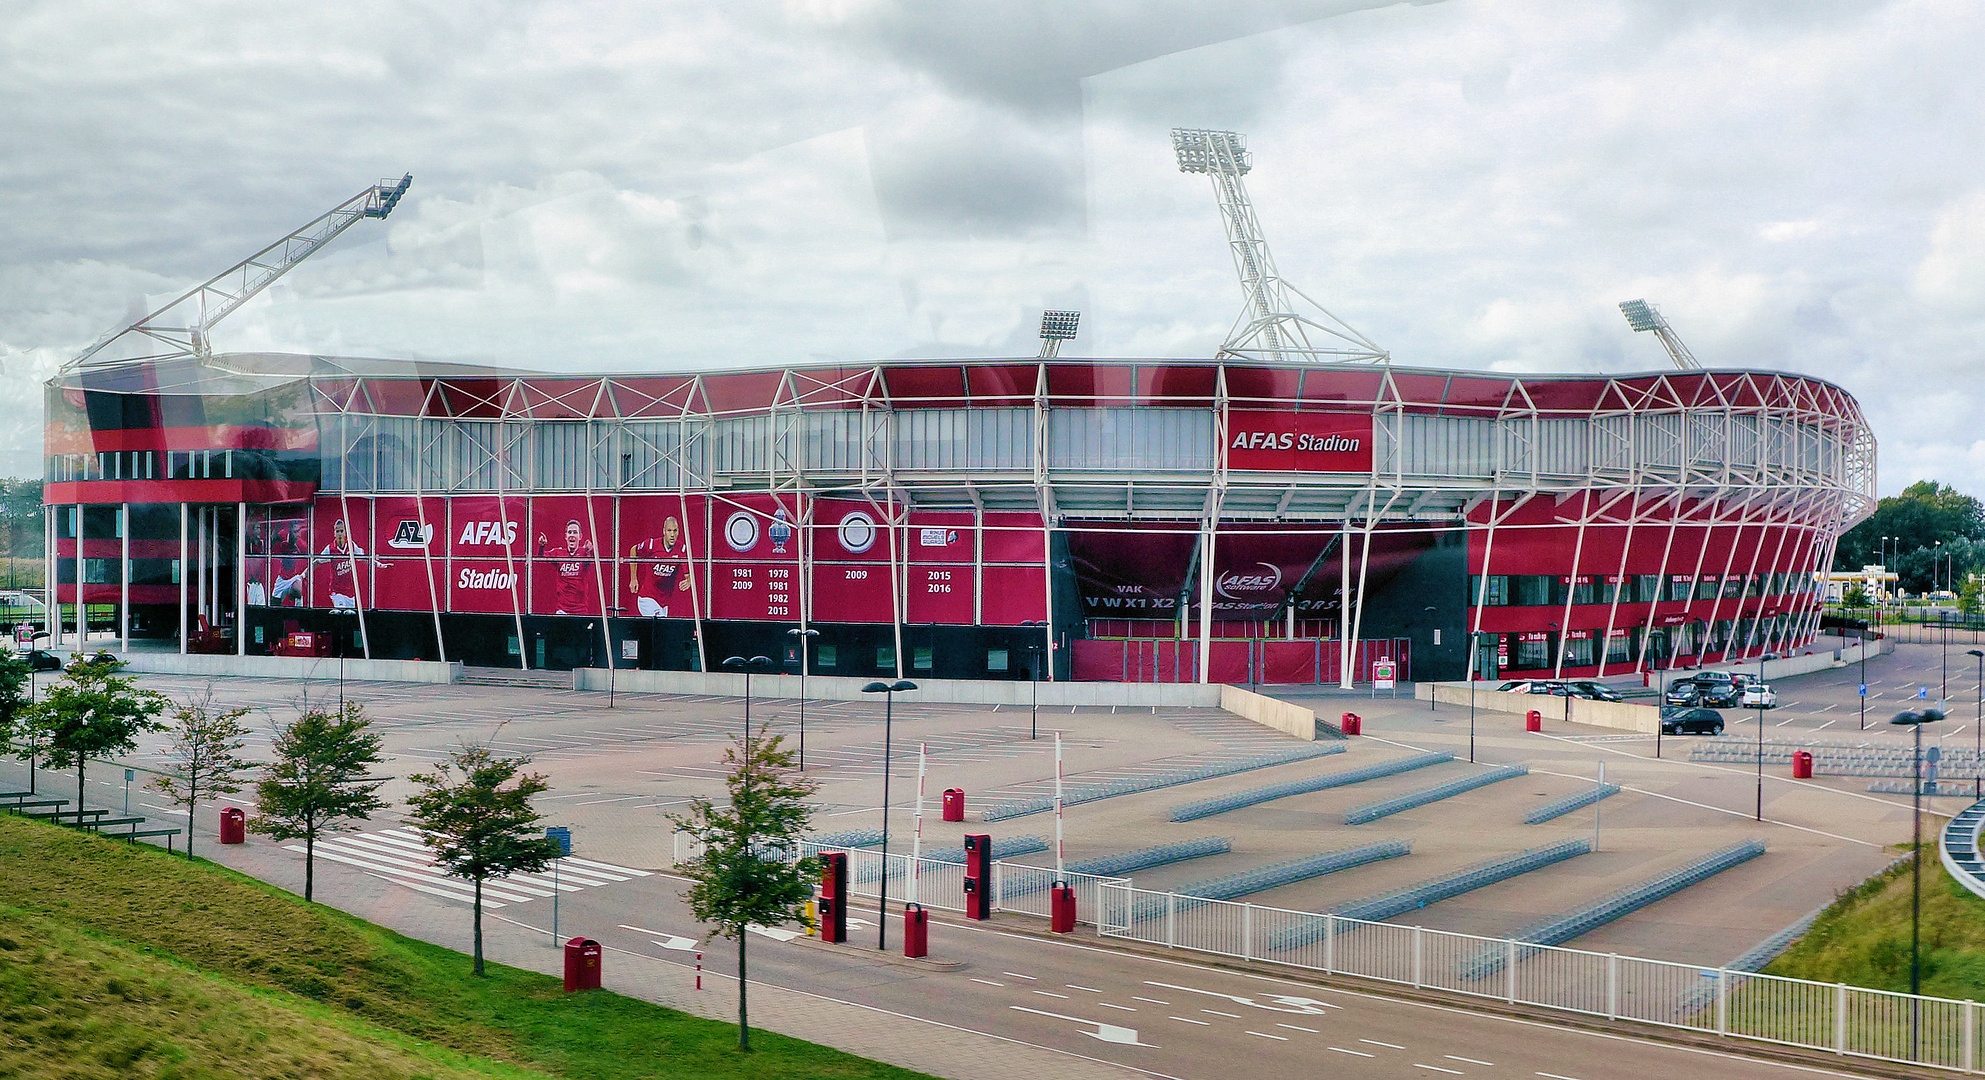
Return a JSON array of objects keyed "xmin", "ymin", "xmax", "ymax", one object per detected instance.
[{"xmin": 670, "ymin": 831, "xmax": 1983, "ymax": 1072}]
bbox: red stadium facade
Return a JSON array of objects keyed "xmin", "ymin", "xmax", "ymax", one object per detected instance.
[{"xmin": 41, "ymin": 353, "xmax": 1874, "ymax": 685}]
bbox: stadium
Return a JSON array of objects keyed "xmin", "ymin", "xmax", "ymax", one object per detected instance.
[{"xmin": 36, "ymin": 140, "xmax": 1877, "ymax": 686}]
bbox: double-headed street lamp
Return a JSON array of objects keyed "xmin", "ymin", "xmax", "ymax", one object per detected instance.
[
  {"xmin": 1753, "ymin": 652, "xmax": 1776, "ymax": 821},
  {"xmin": 787, "ymin": 627, "xmax": 820, "ymax": 769},
  {"xmin": 1891, "ymin": 706, "xmax": 1947, "ymax": 1057},
  {"xmin": 1467, "ymin": 630, "xmax": 1494, "ymax": 763},
  {"xmin": 723, "ymin": 655, "xmax": 775, "ymax": 744},
  {"xmin": 863, "ymin": 678, "xmax": 917, "ymax": 950},
  {"xmin": 1971, "ymin": 648, "xmax": 1984, "ymax": 801},
  {"xmin": 1020, "ymin": 620, "xmax": 1046, "ymax": 739}
]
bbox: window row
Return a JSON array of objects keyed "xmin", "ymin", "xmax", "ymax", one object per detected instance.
[{"xmin": 1470, "ymin": 570, "xmax": 1818, "ymax": 608}]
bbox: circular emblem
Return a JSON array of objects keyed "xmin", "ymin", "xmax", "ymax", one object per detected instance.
[
  {"xmin": 837, "ymin": 511, "xmax": 877, "ymax": 554},
  {"xmin": 724, "ymin": 511, "xmax": 760, "ymax": 553}
]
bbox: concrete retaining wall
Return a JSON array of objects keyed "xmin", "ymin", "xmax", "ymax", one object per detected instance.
[
  {"xmin": 1649, "ymin": 636, "xmax": 1891, "ymax": 691},
  {"xmin": 572, "ymin": 668, "xmax": 1223, "ymax": 708},
  {"xmin": 1218, "ymin": 685, "xmax": 1318, "ymax": 741},
  {"xmin": 1416, "ymin": 685, "xmax": 1662, "ymax": 734},
  {"xmin": 118, "ymin": 652, "xmax": 462, "ymax": 684}
]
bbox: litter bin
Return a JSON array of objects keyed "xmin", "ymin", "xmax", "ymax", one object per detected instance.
[
  {"xmin": 1340, "ymin": 712, "xmax": 1362, "ymax": 736},
  {"xmin": 1525, "ymin": 709, "xmax": 1542, "ymax": 733},
  {"xmin": 902, "ymin": 903, "xmax": 929, "ymax": 958},
  {"xmin": 1050, "ymin": 882, "xmax": 1077, "ymax": 934},
  {"xmin": 219, "ymin": 806, "xmax": 246, "ymax": 845},
  {"xmin": 1792, "ymin": 750, "xmax": 1814, "ymax": 779},
  {"xmin": 942, "ymin": 788, "xmax": 965, "ymax": 822},
  {"xmin": 563, "ymin": 937, "xmax": 602, "ymax": 992}
]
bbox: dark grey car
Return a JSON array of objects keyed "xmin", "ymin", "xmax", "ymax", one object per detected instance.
[{"xmin": 1660, "ymin": 706, "xmax": 1726, "ymax": 735}]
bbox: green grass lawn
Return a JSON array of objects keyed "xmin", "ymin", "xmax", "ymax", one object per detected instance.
[
  {"xmin": 1767, "ymin": 848, "xmax": 1985, "ymax": 1002},
  {"xmin": 0, "ymin": 814, "xmax": 934, "ymax": 1080}
]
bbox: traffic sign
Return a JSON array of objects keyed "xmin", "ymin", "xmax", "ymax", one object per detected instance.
[
  {"xmin": 1858, "ymin": 684, "xmax": 1867, "ymax": 697},
  {"xmin": 546, "ymin": 826, "xmax": 572, "ymax": 857},
  {"xmin": 1919, "ymin": 687, "xmax": 1931, "ymax": 700}
]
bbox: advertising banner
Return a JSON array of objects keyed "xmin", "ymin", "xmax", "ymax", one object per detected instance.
[
  {"xmin": 369, "ymin": 496, "xmax": 444, "ymax": 613},
  {"xmin": 1067, "ymin": 527, "xmax": 1195, "ymax": 619},
  {"xmin": 706, "ymin": 492, "xmax": 800, "ymax": 622},
  {"xmin": 1225, "ymin": 411, "xmax": 1374, "ymax": 472},
  {"xmin": 617, "ymin": 494, "xmax": 701, "ymax": 620},
  {"xmin": 529, "ymin": 496, "xmax": 609, "ymax": 617},
  {"xmin": 310, "ymin": 498, "xmax": 376, "ymax": 610}
]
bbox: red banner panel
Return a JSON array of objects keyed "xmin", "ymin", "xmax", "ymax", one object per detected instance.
[
  {"xmin": 1068, "ymin": 527, "xmax": 1195, "ymax": 618},
  {"xmin": 446, "ymin": 495, "xmax": 528, "ymax": 558},
  {"xmin": 905, "ymin": 564, "xmax": 974, "ymax": 623},
  {"xmin": 980, "ymin": 566, "xmax": 1047, "ymax": 624},
  {"xmin": 907, "ymin": 512, "xmax": 973, "ymax": 565},
  {"xmin": 1206, "ymin": 641, "xmax": 1251, "ymax": 683},
  {"xmin": 982, "ymin": 511, "xmax": 1046, "ymax": 563},
  {"xmin": 311, "ymin": 499, "xmax": 374, "ymax": 610},
  {"xmin": 1262, "ymin": 640, "xmax": 1322, "ymax": 684},
  {"xmin": 528, "ymin": 496, "xmax": 610, "ymax": 616},
  {"xmin": 368, "ymin": 497, "xmax": 444, "ymax": 612},
  {"xmin": 809, "ymin": 560, "xmax": 893, "ymax": 624},
  {"xmin": 450, "ymin": 559, "xmax": 525, "ymax": 614},
  {"xmin": 706, "ymin": 493, "xmax": 801, "ymax": 621},
  {"xmin": 1225, "ymin": 411, "xmax": 1373, "ymax": 472},
  {"xmin": 618, "ymin": 495, "xmax": 702, "ymax": 619}
]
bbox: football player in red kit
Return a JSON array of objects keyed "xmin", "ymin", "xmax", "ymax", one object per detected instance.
[
  {"xmin": 536, "ymin": 519, "xmax": 597, "ymax": 615},
  {"xmin": 627, "ymin": 515, "xmax": 690, "ymax": 617}
]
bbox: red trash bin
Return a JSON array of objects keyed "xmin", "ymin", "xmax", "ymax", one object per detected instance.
[
  {"xmin": 1050, "ymin": 882, "xmax": 1077, "ymax": 933},
  {"xmin": 219, "ymin": 806, "xmax": 246, "ymax": 845},
  {"xmin": 1340, "ymin": 712, "xmax": 1362, "ymax": 736},
  {"xmin": 1792, "ymin": 750, "xmax": 1814, "ymax": 779},
  {"xmin": 1525, "ymin": 709, "xmax": 1543, "ymax": 732},
  {"xmin": 942, "ymin": 788, "xmax": 965, "ymax": 822},
  {"xmin": 903, "ymin": 903, "xmax": 929, "ymax": 958},
  {"xmin": 563, "ymin": 937, "xmax": 602, "ymax": 992}
]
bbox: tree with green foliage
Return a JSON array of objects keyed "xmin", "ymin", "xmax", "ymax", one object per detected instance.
[
  {"xmin": 1836, "ymin": 480, "xmax": 1985, "ymax": 592},
  {"xmin": 1843, "ymin": 583, "xmax": 1871, "ymax": 611},
  {"xmin": 151, "ymin": 688, "xmax": 253, "ymax": 860},
  {"xmin": 28, "ymin": 653, "xmax": 168, "ymax": 819},
  {"xmin": 251, "ymin": 702, "xmax": 387, "ymax": 902},
  {"xmin": 669, "ymin": 733, "xmax": 818, "ymax": 1051},
  {"xmin": 0, "ymin": 649, "xmax": 30, "ymax": 786},
  {"xmin": 405, "ymin": 743, "xmax": 560, "ymax": 977}
]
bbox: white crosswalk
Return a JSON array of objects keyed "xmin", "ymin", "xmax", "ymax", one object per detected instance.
[{"xmin": 283, "ymin": 826, "xmax": 651, "ymax": 908}]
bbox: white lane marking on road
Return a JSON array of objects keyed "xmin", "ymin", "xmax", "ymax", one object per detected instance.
[
  {"xmin": 1098, "ymin": 1002, "xmax": 1136, "ymax": 1012},
  {"xmin": 1815, "ymin": 703, "xmax": 1838, "ymax": 712},
  {"xmin": 1169, "ymin": 1016, "xmax": 1210, "ymax": 1026},
  {"xmin": 1132, "ymin": 996, "xmax": 1170, "ymax": 1005},
  {"xmin": 1003, "ymin": 971, "xmax": 1038, "ymax": 980},
  {"xmin": 1413, "ymin": 1065, "xmax": 1463, "ymax": 1075},
  {"xmin": 1245, "ymin": 1031, "xmax": 1289, "ymax": 1041},
  {"xmin": 560, "ymin": 855, "xmax": 653, "ymax": 877},
  {"xmin": 1360, "ymin": 1038, "xmax": 1405, "ymax": 1049},
  {"xmin": 1066, "ymin": 984, "xmax": 1101, "ymax": 993},
  {"xmin": 650, "ymin": 935, "xmax": 699, "ymax": 952},
  {"xmin": 360, "ymin": 870, "xmax": 508, "ymax": 907},
  {"xmin": 1033, "ymin": 991, "xmax": 1070, "ymax": 999},
  {"xmin": 1446, "ymin": 1056, "xmax": 1494, "ymax": 1065},
  {"xmin": 1538, "ymin": 1073, "xmax": 1587, "ymax": 1080},
  {"xmin": 1145, "ymin": 980, "xmax": 1338, "ymax": 1014},
  {"xmin": 1277, "ymin": 1023, "xmax": 1319, "ymax": 1032},
  {"xmin": 1816, "ymin": 719, "xmax": 1836, "ymax": 730},
  {"xmin": 1007, "ymin": 1006, "xmax": 1152, "ymax": 1047},
  {"xmin": 288, "ymin": 845, "xmax": 537, "ymax": 903},
  {"xmin": 1202, "ymin": 1009, "xmax": 1242, "ymax": 1018},
  {"xmin": 744, "ymin": 924, "xmax": 803, "ymax": 942},
  {"xmin": 1328, "ymin": 1046, "xmax": 1374, "ymax": 1057},
  {"xmin": 971, "ymin": 978, "xmax": 1006, "ymax": 987}
]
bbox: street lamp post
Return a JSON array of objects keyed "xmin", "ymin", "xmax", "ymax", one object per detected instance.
[
  {"xmin": 1971, "ymin": 649, "xmax": 1984, "ymax": 801},
  {"xmin": 1891, "ymin": 706, "xmax": 1947, "ymax": 1059},
  {"xmin": 330, "ymin": 607, "xmax": 356, "ymax": 711},
  {"xmin": 722, "ymin": 655, "xmax": 774, "ymax": 745},
  {"xmin": 1754, "ymin": 652, "xmax": 1776, "ymax": 821},
  {"xmin": 788, "ymin": 627, "xmax": 820, "ymax": 770},
  {"xmin": 1423, "ymin": 605, "xmax": 1437, "ymax": 713},
  {"xmin": 1467, "ymin": 630, "xmax": 1491, "ymax": 762},
  {"xmin": 862, "ymin": 679, "xmax": 917, "ymax": 951},
  {"xmin": 1020, "ymin": 621, "xmax": 1045, "ymax": 739}
]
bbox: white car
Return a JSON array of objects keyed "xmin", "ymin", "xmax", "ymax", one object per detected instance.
[{"xmin": 1740, "ymin": 684, "xmax": 1777, "ymax": 709}]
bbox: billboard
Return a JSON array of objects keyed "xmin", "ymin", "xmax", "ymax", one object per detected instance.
[{"xmin": 1225, "ymin": 411, "xmax": 1373, "ymax": 472}]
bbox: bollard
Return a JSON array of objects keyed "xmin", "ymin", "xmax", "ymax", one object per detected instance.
[{"xmin": 695, "ymin": 951, "xmax": 702, "ymax": 990}]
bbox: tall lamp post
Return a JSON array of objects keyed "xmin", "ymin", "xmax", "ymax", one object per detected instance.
[
  {"xmin": 1891, "ymin": 706, "xmax": 1946, "ymax": 1058},
  {"xmin": 787, "ymin": 627, "xmax": 820, "ymax": 770},
  {"xmin": 1020, "ymin": 620, "xmax": 1045, "ymax": 739},
  {"xmin": 1970, "ymin": 649, "xmax": 1984, "ymax": 801},
  {"xmin": 862, "ymin": 679, "xmax": 917, "ymax": 950},
  {"xmin": 330, "ymin": 607, "xmax": 356, "ymax": 710},
  {"xmin": 1422, "ymin": 605, "xmax": 1437, "ymax": 713},
  {"xmin": 723, "ymin": 655, "xmax": 774, "ymax": 744},
  {"xmin": 1468, "ymin": 630, "xmax": 1492, "ymax": 762},
  {"xmin": 1753, "ymin": 652, "xmax": 1776, "ymax": 821}
]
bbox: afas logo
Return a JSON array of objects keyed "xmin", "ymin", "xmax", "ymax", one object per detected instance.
[
  {"xmin": 1216, "ymin": 562, "xmax": 1284, "ymax": 600},
  {"xmin": 1229, "ymin": 431, "xmax": 1361, "ymax": 452},
  {"xmin": 457, "ymin": 521, "xmax": 519, "ymax": 546},
  {"xmin": 457, "ymin": 568, "xmax": 516, "ymax": 590},
  {"xmin": 388, "ymin": 519, "xmax": 435, "ymax": 550}
]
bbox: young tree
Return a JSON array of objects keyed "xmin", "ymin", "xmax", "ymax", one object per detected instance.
[
  {"xmin": 30, "ymin": 653, "xmax": 167, "ymax": 819},
  {"xmin": 251, "ymin": 702, "xmax": 387, "ymax": 902},
  {"xmin": 150, "ymin": 688, "xmax": 253, "ymax": 859},
  {"xmin": 669, "ymin": 734, "xmax": 818, "ymax": 1052},
  {"xmin": 1843, "ymin": 583, "xmax": 1871, "ymax": 611},
  {"xmin": 0, "ymin": 649, "xmax": 30, "ymax": 787},
  {"xmin": 405, "ymin": 744, "xmax": 560, "ymax": 977},
  {"xmin": 1962, "ymin": 575, "xmax": 1982, "ymax": 618}
]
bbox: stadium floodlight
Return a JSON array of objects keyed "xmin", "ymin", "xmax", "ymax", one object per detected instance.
[
  {"xmin": 1172, "ymin": 128, "xmax": 1251, "ymax": 176},
  {"xmin": 1617, "ymin": 298, "xmax": 1701, "ymax": 369},
  {"xmin": 1037, "ymin": 310, "xmax": 1080, "ymax": 358}
]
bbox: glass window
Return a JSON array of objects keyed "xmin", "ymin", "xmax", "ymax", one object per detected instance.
[
  {"xmin": 876, "ymin": 645, "xmax": 895, "ymax": 670},
  {"xmin": 1468, "ymin": 575, "xmax": 1510, "ymax": 606},
  {"xmin": 1606, "ymin": 632, "xmax": 1633, "ymax": 663},
  {"xmin": 817, "ymin": 644, "xmax": 837, "ymax": 668},
  {"xmin": 1637, "ymin": 575, "xmax": 1660, "ymax": 604},
  {"xmin": 1568, "ymin": 577, "xmax": 1596, "ymax": 605},
  {"xmin": 1670, "ymin": 575, "xmax": 1694, "ymax": 602},
  {"xmin": 1514, "ymin": 636, "xmax": 1551, "ymax": 668},
  {"xmin": 912, "ymin": 646, "xmax": 933, "ymax": 671},
  {"xmin": 1697, "ymin": 577, "xmax": 1720, "ymax": 601},
  {"xmin": 1510, "ymin": 575, "xmax": 1553, "ymax": 606},
  {"xmin": 1721, "ymin": 577, "xmax": 1745, "ymax": 599},
  {"xmin": 987, "ymin": 648, "xmax": 1009, "ymax": 673},
  {"xmin": 1563, "ymin": 636, "xmax": 1596, "ymax": 666}
]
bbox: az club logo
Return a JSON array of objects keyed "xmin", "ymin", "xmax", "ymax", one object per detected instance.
[
  {"xmin": 388, "ymin": 520, "xmax": 435, "ymax": 550},
  {"xmin": 838, "ymin": 511, "xmax": 877, "ymax": 554},
  {"xmin": 1216, "ymin": 562, "xmax": 1284, "ymax": 600},
  {"xmin": 724, "ymin": 511, "xmax": 760, "ymax": 553}
]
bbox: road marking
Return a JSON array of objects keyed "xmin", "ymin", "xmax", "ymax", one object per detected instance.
[
  {"xmin": 1066, "ymin": 984, "xmax": 1101, "ymax": 993},
  {"xmin": 971, "ymin": 978, "xmax": 1006, "ymax": 987},
  {"xmin": 1277, "ymin": 1023, "xmax": 1319, "ymax": 1032},
  {"xmin": 1446, "ymin": 1056, "xmax": 1494, "ymax": 1065},
  {"xmin": 1132, "ymin": 996, "xmax": 1170, "ymax": 1005},
  {"xmin": 1245, "ymin": 1030, "xmax": 1289, "ymax": 1041},
  {"xmin": 1007, "ymin": 1006, "xmax": 1151, "ymax": 1047},
  {"xmin": 1360, "ymin": 1038, "xmax": 1405, "ymax": 1049},
  {"xmin": 744, "ymin": 924, "xmax": 803, "ymax": 942},
  {"xmin": 1202, "ymin": 1009, "xmax": 1242, "ymax": 1018},
  {"xmin": 1413, "ymin": 1066, "xmax": 1463, "ymax": 1075},
  {"xmin": 1169, "ymin": 1016, "xmax": 1210, "ymax": 1025},
  {"xmin": 1538, "ymin": 1073, "xmax": 1587, "ymax": 1080},
  {"xmin": 1097, "ymin": 1002, "xmax": 1136, "ymax": 1012},
  {"xmin": 1032, "ymin": 991, "xmax": 1070, "ymax": 999},
  {"xmin": 1146, "ymin": 980, "xmax": 1339, "ymax": 1014},
  {"xmin": 1004, "ymin": 971, "xmax": 1037, "ymax": 980},
  {"xmin": 1816, "ymin": 719, "xmax": 1837, "ymax": 730},
  {"xmin": 1328, "ymin": 1046, "xmax": 1375, "ymax": 1057}
]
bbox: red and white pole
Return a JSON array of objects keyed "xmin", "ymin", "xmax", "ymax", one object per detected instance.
[
  {"xmin": 694, "ymin": 951, "xmax": 702, "ymax": 991},
  {"xmin": 1054, "ymin": 730, "xmax": 1065, "ymax": 878},
  {"xmin": 909, "ymin": 742, "xmax": 928, "ymax": 906}
]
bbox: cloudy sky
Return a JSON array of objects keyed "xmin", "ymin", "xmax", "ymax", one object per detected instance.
[{"xmin": 4, "ymin": 0, "xmax": 1981, "ymax": 496}]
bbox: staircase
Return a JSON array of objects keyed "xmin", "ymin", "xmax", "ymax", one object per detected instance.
[
  {"xmin": 1941, "ymin": 799, "xmax": 1985, "ymax": 899},
  {"xmin": 459, "ymin": 666, "xmax": 574, "ymax": 690}
]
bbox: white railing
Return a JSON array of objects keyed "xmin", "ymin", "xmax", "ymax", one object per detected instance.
[{"xmin": 669, "ymin": 832, "xmax": 1981, "ymax": 1073}]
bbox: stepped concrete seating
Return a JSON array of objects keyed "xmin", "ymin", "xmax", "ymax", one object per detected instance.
[{"xmin": 1941, "ymin": 799, "xmax": 1985, "ymax": 900}]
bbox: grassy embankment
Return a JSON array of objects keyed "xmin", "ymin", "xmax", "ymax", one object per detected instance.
[
  {"xmin": 1767, "ymin": 849, "xmax": 1985, "ymax": 1001},
  {"xmin": 0, "ymin": 814, "xmax": 932, "ymax": 1080}
]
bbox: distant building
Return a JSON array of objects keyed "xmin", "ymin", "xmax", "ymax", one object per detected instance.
[{"xmin": 1818, "ymin": 565, "xmax": 1898, "ymax": 604}]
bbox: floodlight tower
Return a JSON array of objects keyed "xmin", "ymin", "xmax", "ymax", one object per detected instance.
[
  {"xmin": 1170, "ymin": 128, "xmax": 1386, "ymax": 364},
  {"xmin": 1618, "ymin": 298, "xmax": 1701, "ymax": 370},
  {"xmin": 1037, "ymin": 310, "xmax": 1080, "ymax": 358},
  {"xmin": 66, "ymin": 174, "xmax": 414, "ymax": 375}
]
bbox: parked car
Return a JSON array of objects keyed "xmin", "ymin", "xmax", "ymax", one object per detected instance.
[
  {"xmin": 1740, "ymin": 684, "xmax": 1778, "ymax": 709},
  {"xmin": 1664, "ymin": 680, "xmax": 1705, "ymax": 707},
  {"xmin": 1660, "ymin": 706, "xmax": 1727, "ymax": 735},
  {"xmin": 6, "ymin": 647, "xmax": 62, "ymax": 672},
  {"xmin": 1497, "ymin": 679, "xmax": 1571, "ymax": 696},
  {"xmin": 1562, "ymin": 680, "xmax": 1624, "ymax": 702},
  {"xmin": 1670, "ymin": 671, "xmax": 1741, "ymax": 707}
]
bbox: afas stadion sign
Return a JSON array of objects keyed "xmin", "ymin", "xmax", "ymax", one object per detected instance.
[{"xmin": 1225, "ymin": 411, "xmax": 1374, "ymax": 472}]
